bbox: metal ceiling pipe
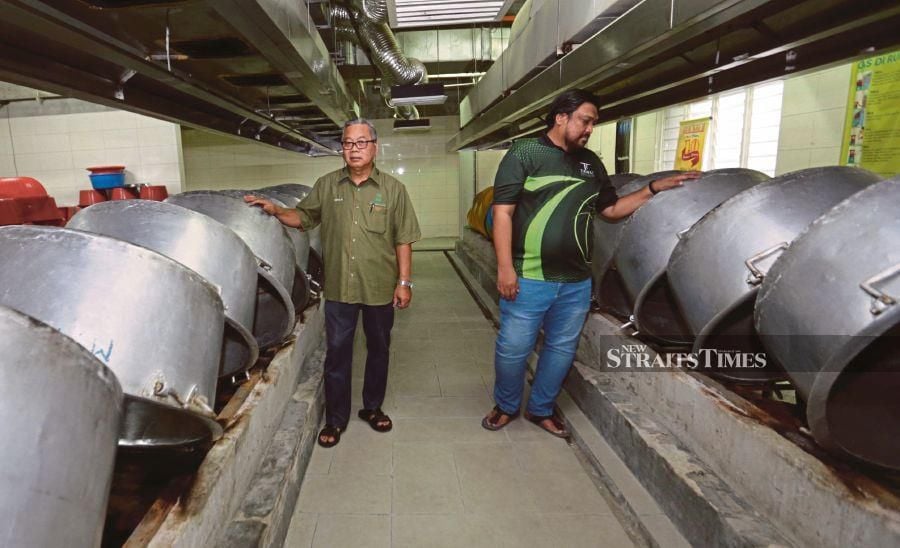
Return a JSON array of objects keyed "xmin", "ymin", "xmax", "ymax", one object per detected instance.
[
  {"xmin": 668, "ymin": 167, "xmax": 882, "ymax": 383},
  {"xmin": 592, "ymin": 171, "xmax": 680, "ymax": 319},
  {"xmin": 616, "ymin": 168, "xmax": 768, "ymax": 345},
  {"xmin": 0, "ymin": 226, "xmax": 224, "ymax": 449},
  {"xmin": 332, "ymin": 1, "xmax": 426, "ymax": 119},
  {"xmin": 166, "ymin": 192, "xmax": 296, "ymax": 350},
  {"xmin": 755, "ymin": 177, "xmax": 900, "ymax": 471},
  {"xmin": 0, "ymin": 305, "xmax": 122, "ymax": 547},
  {"xmin": 67, "ymin": 200, "xmax": 261, "ymax": 377}
]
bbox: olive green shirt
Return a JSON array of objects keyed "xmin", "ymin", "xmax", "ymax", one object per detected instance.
[{"xmin": 296, "ymin": 166, "xmax": 421, "ymax": 305}]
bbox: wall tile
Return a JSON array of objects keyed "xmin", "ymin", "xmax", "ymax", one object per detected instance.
[
  {"xmin": 183, "ymin": 117, "xmax": 462, "ymax": 233},
  {"xmin": 102, "ymin": 128, "xmax": 139, "ymax": 149},
  {"xmin": 775, "ymin": 149, "xmax": 811, "ymax": 175},
  {"xmin": 777, "ymin": 114, "xmax": 814, "ymax": 150},
  {"xmin": 69, "ymin": 131, "xmax": 107, "ymax": 151},
  {"xmin": 3, "ymin": 109, "xmax": 182, "ymax": 205},
  {"xmin": 811, "ymin": 108, "xmax": 846, "ymax": 148},
  {"xmin": 807, "ymin": 146, "xmax": 841, "ymax": 168}
]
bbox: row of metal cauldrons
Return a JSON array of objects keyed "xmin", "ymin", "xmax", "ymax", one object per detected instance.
[
  {"xmin": 0, "ymin": 184, "xmax": 319, "ymax": 547},
  {"xmin": 590, "ymin": 167, "xmax": 899, "ymax": 472}
]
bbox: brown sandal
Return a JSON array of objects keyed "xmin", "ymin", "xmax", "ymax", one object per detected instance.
[
  {"xmin": 481, "ymin": 405, "xmax": 520, "ymax": 431},
  {"xmin": 318, "ymin": 424, "xmax": 343, "ymax": 448},
  {"xmin": 358, "ymin": 408, "xmax": 393, "ymax": 432},
  {"xmin": 524, "ymin": 411, "xmax": 569, "ymax": 438}
]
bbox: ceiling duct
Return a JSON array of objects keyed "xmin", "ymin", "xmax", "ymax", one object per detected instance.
[
  {"xmin": 450, "ymin": 0, "xmax": 900, "ymax": 150},
  {"xmin": 331, "ymin": 0, "xmax": 428, "ymax": 119},
  {"xmin": 0, "ymin": 0, "xmax": 359, "ymax": 155}
]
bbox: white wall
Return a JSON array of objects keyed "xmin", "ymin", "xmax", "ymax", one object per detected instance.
[
  {"xmin": 182, "ymin": 116, "xmax": 461, "ymax": 239},
  {"xmin": 475, "ymin": 149, "xmax": 505, "ymax": 193},
  {"xmin": 458, "ymin": 150, "xmax": 475, "ymax": 236},
  {"xmin": 586, "ymin": 121, "xmax": 617, "ymax": 172},
  {"xmin": 0, "ymin": 105, "xmax": 183, "ymax": 206},
  {"xmin": 775, "ymin": 64, "xmax": 851, "ymax": 175},
  {"xmin": 632, "ymin": 111, "xmax": 661, "ymax": 175}
]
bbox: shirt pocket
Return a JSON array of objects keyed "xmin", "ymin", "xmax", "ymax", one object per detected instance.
[{"xmin": 363, "ymin": 204, "xmax": 388, "ymax": 234}]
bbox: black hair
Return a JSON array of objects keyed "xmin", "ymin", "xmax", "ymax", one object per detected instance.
[{"xmin": 543, "ymin": 89, "xmax": 600, "ymax": 128}]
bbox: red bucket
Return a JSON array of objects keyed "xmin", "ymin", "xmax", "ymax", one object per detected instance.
[
  {"xmin": 79, "ymin": 189, "xmax": 108, "ymax": 207},
  {"xmin": 108, "ymin": 187, "xmax": 138, "ymax": 201},
  {"xmin": 139, "ymin": 185, "xmax": 169, "ymax": 201}
]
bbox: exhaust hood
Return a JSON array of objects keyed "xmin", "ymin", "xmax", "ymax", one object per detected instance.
[
  {"xmin": 450, "ymin": 0, "xmax": 900, "ymax": 150},
  {"xmin": 0, "ymin": 0, "xmax": 360, "ymax": 155}
]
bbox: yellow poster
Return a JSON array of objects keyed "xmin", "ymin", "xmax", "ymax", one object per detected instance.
[
  {"xmin": 674, "ymin": 117, "xmax": 710, "ymax": 170},
  {"xmin": 841, "ymin": 50, "xmax": 900, "ymax": 177}
]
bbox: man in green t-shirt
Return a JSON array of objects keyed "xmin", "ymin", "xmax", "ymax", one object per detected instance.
[
  {"xmin": 482, "ymin": 89, "xmax": 698, "ymax": 437},
  {"xmin": 246, "ymin": 119, "xmax": 421, "ymax": 448}
]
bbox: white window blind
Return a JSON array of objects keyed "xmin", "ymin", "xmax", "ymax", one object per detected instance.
[
  {"xmin": 655, "ymin": 81, "xmax": 784, "ymax": 174},
  {"xmin": 745, "ymin": 81, "xmax": 784, "ymax": 176}
]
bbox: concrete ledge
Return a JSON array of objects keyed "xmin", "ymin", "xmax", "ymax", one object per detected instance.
[
  {"xmin": 454, "ymin": 227, "xmax": 900, "ymax": 548},
  {"xmin": 148, "ymin": 305, "xmax": 325, "ymax": 547},
  {"xmin": 455, "ymin": 231, "xmax": 500, "ymax": 304},
  {"xmin": 565, "ymin": 363, "xmax": 787, "ymax": 546},
  {"xmin": 222, "ymin": 350, "xmax": 324, "ymax": 547},
  {"xmin": 577, "ymin": 315, "xmax": 900, "ymax": 548}
]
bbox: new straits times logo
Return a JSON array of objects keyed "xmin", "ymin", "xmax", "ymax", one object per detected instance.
[{"xmin": 607, "ymin": 344, "xmax": 767, "ymax": 370}]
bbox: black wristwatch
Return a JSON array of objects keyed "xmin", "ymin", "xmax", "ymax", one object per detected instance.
[{"xmin": 648, "ymin": 180, "xmax": 659, "ymax": 195}]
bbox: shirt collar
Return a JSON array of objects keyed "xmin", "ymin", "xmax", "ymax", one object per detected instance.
[
  {"xmin": 539, "ymin": 131, "xmax": 568, "ymax": 154},
  {"xmin": 340, "ymin": 165, "xmax": 382, "ymax": 187}
]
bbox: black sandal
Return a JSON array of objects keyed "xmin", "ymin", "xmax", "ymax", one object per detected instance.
[
  {"xmin": 318, "ymin": 424, "xmax": 343, "ymax": 448},
  {"xmin": 358, "ymin": 408, "xmax": 393, "ymax": 432},
  {"xmin": 481, "ymin": 405, "xmax": 520, "ymax": 431},
  {"xmin": 524, "ymin": 411, "xmax": 569, "ymax": 438}
]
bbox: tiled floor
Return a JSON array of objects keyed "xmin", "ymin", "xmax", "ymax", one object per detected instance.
[{"xmin": 285, "ymin": 251, "xmax": 635, "ymax": 548}]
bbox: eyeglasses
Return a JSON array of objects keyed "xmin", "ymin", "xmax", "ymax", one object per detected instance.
[{"xmin": 341, "ymin": 139, "xmax": 376, "ymax": 150}]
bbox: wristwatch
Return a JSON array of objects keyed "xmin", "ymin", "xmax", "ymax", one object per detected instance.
[{"xmin": 398, "ymin": 279, "xmax": 415, "ymax": 289}]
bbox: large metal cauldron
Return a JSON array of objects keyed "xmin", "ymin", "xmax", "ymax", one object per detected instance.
[
  {"xmin": 261, "ymin": 183, "xmax": 323, "ymax": 254},
  {"xmin": 608, "ymin": 173, "xmax": 642, "ymax": 189},
  {"xmin": 592, "ymin": 171, "xmax": 682, "ymax": 319},
  {"xmin": 166, "ymin": 192, "xmax": 296, "ymax": 350},
  {"xmin": 616, "ymin": 168, "xmax": 769, "ymax": 344},
  {"xmin": 218, "ymin": 189, "xmax": 312, "ymax": 311},
  {"xmin": 67, "ymin": 200, "xmax": 260, "ymax": 377},
  {"xmin": 261, "ymin": 184, "xmax": 325, "ymax": 293},
  {"xmin": 0, "ymin": 226, "xmax": 223, "ymax": 448},
  {"xmin": 0, "ymin": 305, "xmax": 122, "ymax": 547},
  {"xmin": 668, "ymin": 167, "xmax": 881, "ymax": 382},
  {"xmin": 755, "ymin": 178, "xmax": 900, "ymax": 470},
  {"xmin": 248, "ymin": 189, "xmax": 311, "ymax": 271}
]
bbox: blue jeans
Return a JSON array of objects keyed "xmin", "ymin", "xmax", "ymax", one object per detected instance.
[
  {"xmin": 493, "ymin": 277, "xmax": 591, "ymax": 416},
  {"xmin": 323, "ymin": 300, "xmax": 394, "ymax": 429}
]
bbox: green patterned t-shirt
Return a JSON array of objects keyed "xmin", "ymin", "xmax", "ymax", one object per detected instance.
[{"xmin": 492, "ymin": 134, "xmax": 618, "ymax": 282}]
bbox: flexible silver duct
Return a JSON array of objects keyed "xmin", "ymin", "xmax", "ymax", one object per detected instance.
[{"xmin": 331, "ymin": 1, "xmax": 426, "ymax": 119}]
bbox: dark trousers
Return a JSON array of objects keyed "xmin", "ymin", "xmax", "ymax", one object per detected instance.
[{"xmin": 323, "ymin": 300, "xmax": 395, "ymax": 429}]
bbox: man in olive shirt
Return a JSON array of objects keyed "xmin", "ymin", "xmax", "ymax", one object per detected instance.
[
  {"xmin": 482, "ymin": 90, "xmax": 698, "ymax": 437},
  {"xmin": 246, "ymin": 119, "xmax": 421, "ymax": 447}
]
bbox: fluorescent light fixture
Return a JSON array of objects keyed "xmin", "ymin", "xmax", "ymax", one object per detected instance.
[
  {"xmin": 389, "ymin": 83, "xmax": 447, "ymax": 106},
  {"xmin": 393, "ymin": 118, "xmax": 431, "ymax": 131},
  {"xmin": 392, "ymin": 0, "xmax": 510, "ymax": 28}
]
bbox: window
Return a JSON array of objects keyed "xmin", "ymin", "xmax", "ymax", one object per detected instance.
[{"xmin": 655, "ymin": 81, "xmax": 784, "ymax": 175}]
